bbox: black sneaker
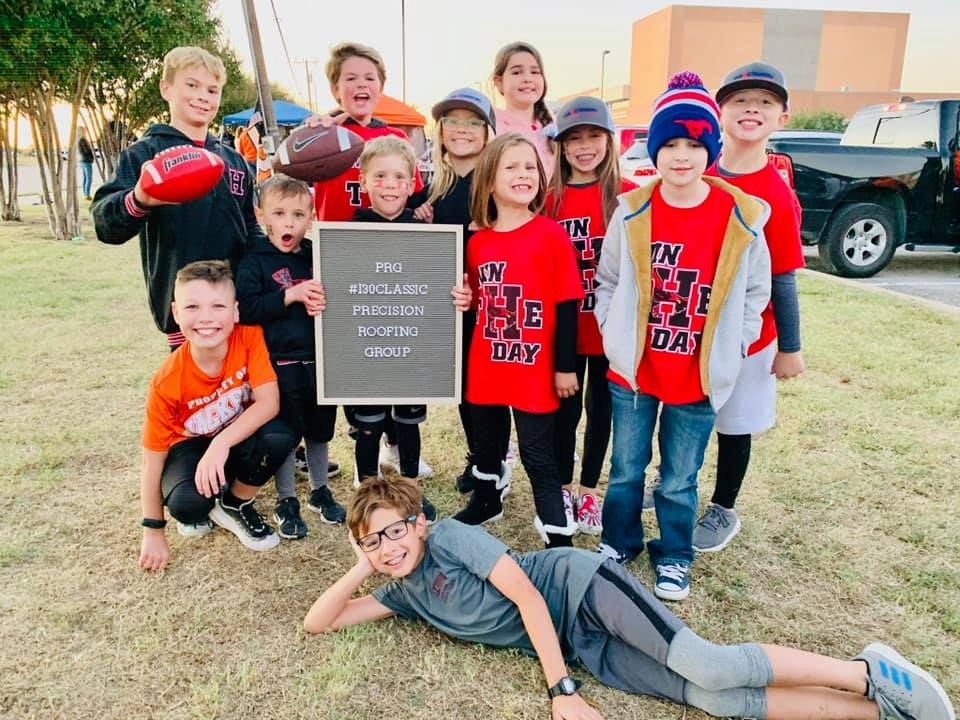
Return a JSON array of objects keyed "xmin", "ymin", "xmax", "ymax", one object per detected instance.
[
  {"xmin": 327, "ymin": 460, "xmax": 341, "ymax": 479},
  {"xmin": 273, "ymin": 497, "xmax": 308, "ymax": 539},
  {"xmin": 209, "ymin": 497, "xmax": 279, "ymax": 551},
  {"xmin": 307, "ymin": 486, "xmax": 346, "ymax": 524},
  {"xmin": 453, "ymin": 492, "xmax": 503, "ymax": 526},
  {"xmin": 421, "ymin": 495, "xmax": 438, "ymax": 525},
  {"xmin": 455, "ymin": 459, "xmax": 475, "ymax": 494}
]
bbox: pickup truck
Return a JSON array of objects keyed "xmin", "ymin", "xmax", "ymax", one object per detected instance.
[{"xmin": 767, "ymin": 99, "xmax": 960, "ymax": 277}]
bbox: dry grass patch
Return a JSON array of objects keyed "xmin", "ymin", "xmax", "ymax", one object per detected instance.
[{"xmin": 1, "ymin": 210, "xmax": 958, "ymax": 719}]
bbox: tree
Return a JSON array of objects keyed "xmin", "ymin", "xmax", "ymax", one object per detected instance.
[
  {"xmin": 788, "ymin": 110, "xmax": 849, "ymax": 133},
  {"xmin": 0, "ymin": 0, "xmax": 220, "ymax": 240}
]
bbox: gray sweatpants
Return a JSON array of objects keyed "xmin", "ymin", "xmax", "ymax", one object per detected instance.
[{"xmin": 570, "ymin": 560, "xmax": 772, "ymax": 718}]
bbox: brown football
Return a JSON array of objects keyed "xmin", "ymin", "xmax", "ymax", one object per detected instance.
[{"xmin": 272, "ymin": 124, "xmax": 364, "ymax": 183}]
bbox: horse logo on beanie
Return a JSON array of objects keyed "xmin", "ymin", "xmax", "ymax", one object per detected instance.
[{"xmin": 647, "ymin": 71, "xmax": 722, "ymax": 167}]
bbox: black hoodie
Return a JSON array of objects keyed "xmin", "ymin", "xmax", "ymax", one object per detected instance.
[
  {"xmin": 92, "ymin": 124, "xmax": 262, "ymax": 334},
  {"xmin": 236, "ymin": 237, "xmax": 316, "ymax": 362},
  {"xmin": 352, "ymin": 207, "xmax": 421, "ymax": 224}
]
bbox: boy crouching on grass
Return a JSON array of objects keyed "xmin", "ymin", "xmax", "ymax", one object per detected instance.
[
  {"xmin": 138, "ymin": 261, "xmax": 296, "ymax": 571},
  {"xmin": 305, "ymin": 475, "xmax": 955, "ymax": 720}
]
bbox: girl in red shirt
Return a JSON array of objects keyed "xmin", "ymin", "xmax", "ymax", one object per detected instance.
[
  {"xmin": 546, "ymin": 96, "xmax": 636, "ymax": 537},
  {"xmin": 454, "ymin": 133, "xmax": 583, "ymax": 548}
]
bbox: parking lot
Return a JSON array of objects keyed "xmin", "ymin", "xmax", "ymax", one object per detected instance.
[{"xmin": 803, "ymin": 246, "xmax": 960, "ymax": 309}]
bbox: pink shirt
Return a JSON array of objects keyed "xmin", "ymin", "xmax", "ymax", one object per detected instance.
[{"xmin": 495, "ymin": 108, "xmax": 556, "ymax": 181}]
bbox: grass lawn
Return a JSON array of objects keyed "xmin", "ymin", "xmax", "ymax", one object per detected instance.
[{"xmin": 1, "ymin": 207, "xmax": 958, "ymax": 719}]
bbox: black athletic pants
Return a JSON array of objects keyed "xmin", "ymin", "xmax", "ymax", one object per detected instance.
[{"xmin": 554, "ymin": 353, "xmax": 612, "ymax": 489}]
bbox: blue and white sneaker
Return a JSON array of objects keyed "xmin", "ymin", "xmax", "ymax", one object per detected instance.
[
  {"xmin": 654, "ymin": 562, "xmax": 690, "ymax": 601},
  {"xmin": 855, "ymin": 643, "xmax": 955, "ymax": 720}
]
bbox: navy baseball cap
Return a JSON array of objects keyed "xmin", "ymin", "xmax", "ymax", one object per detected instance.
[
  {"xmin": 432, "ymin": 88, "xmax": 496, "ymax": 131},
  {"xmin": 554, "ymin": 96, "xmax": 616, "ymax": 139},
  {"xmin": 716, "ymin": 62, "xmax": 789, "ymax": 107}
]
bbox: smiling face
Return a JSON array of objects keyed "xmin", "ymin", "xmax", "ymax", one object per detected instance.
[
  {"xmin": 171, "ymin": 278, "xmax": 238, "ymax": 351},
  {"xmin": 655, "ymin": 137, "xmax": 709, "ymax": 189},
  {"xmin": 160, "ymin": 64, "xmax": 222, "ymax": 136},
  {"xmin": 256, "ymin": 190, "xmax": 313, "ymax": 254},
  {"xmin": 332, "ymin": 55, "xmax": 383, "ymax": 123},
  {"xmin": 358, "ymin": 507, "xmax": 427, "ymax": 578},
  {"xmin": 561, "ymin": 125, "xmax": 609, "ymax": 181},
  {"xmin": 494, "ymin": 51, "xmax": 545, "ymax": 112},
  {"xmin": 492, "ymin": 142, "xmax": 539, "ymax": 210},
  {"xmin": 719, "ymin": 88, "xmax": 789, "ymax": 144},
  {"xmin": 361, "ymin": 153, "xmax": 413, "ymax": 219},
  {"xmin": 440, "ymin": 109, "xmax": 487, "ymax": 161}
]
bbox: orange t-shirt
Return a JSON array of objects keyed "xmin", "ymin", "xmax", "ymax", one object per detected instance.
[{"xmin": 142, "ymin": 325, "xmax": 277, "ymax": 452}]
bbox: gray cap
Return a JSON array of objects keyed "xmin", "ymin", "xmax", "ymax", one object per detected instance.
[
  {"xmin": 716, "ymin": 61, "xmax": 789, "ymax": 107},
  {"xmin": 431, "ymin": 87, "xmax": 496, "ymax": 131},
  {"xmin": 554, "ymin": 96, "xmax": 616, "ymax": 139}
]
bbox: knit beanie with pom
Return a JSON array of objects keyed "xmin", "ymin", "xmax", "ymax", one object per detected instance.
[{"xmin": 647, "ymin": 71, "xmax": 721, "ymax": 167}]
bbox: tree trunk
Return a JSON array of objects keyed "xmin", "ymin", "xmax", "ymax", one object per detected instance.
[
  {"xmin": 0, "ymin": 103, "xmax": 21, "ymax": 221},
  {"xmin": 25, "ymin": 66, "xmax": 92, "ymax": 241}
]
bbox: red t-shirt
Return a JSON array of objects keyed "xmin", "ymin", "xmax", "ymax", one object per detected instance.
[
  {"xmin": 707, "ymin": 159, "xmax": 803, "ymax": 354},
  {"xmin": 142, "ymin": 325, "xmax": 277, "ymax": 452},
  {"xmin": 609, "ymin": 185, "xmax": 733, "ymax": 404},
  {"xmin": 466, "ymin": 214, "xmax": 584, "ymax": 413},
  {"xmin": 313, "ymin": 120, "xmax": 424, "ymax": 221},
  {"xmin": 546, "ymin": 179, "xmax": 637, "ymax": 355}
]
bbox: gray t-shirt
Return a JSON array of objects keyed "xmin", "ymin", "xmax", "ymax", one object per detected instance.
[{"xmin": 372, "ymin": 519, "xmax": 605, "ymax": 658}]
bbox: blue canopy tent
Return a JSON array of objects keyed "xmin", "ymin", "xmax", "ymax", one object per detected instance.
[{"xmin": 222, "ymin": 100, "xmax": 312, "ymax": 127}]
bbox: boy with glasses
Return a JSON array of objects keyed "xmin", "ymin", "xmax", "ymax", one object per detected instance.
[{"xmin": 305, "ymin": 475, "xmax": 954, "ymax": 720}]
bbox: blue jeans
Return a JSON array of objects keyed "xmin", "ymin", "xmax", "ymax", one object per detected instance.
[
  {"xmin": 600, "ymin": 383, "xmax": 716, "ymax": 565},
  {"xmin": 80, "ymin": 161, "xmax": 93, "ymax": 197}
]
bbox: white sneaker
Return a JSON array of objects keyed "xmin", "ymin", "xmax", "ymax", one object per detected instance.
[
  {"xmin": 379, "ymin": 441, "xmax": 434, "ymax": 478},
  {"xmin": 208, "ymin": 498, "xmax": 279, "ymax": 552},
  {"xmin": 176, "ymin": 519, "xmax": 214, "ymax": 538}
]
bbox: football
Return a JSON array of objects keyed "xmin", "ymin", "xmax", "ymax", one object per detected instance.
[
  {"xmin": 139, "ymin": 145, "xmax": 225, "ymax": 203},
  {"xmin": 273, "ymin": 124, "xmax": 364, "ymax": 183}
]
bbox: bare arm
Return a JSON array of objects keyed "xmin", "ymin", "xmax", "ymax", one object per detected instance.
[
  {"xmin": 488, "ymin": 555, "xmax": 603, "ymax": 720},
  {"xmin": 304, "ymin": 535, "xmax": 395, "ymax": 633},
  {"xmin": 194, "ymin": 380, "xmax": 281, "ymax": 497},
  {"xmin": 139, "ymin": 448, "xmax": 170, "ymax": 572}
]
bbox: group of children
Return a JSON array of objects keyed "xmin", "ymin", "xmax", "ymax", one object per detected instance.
[{"xmin": 93, "ymin": 41, "xmax": 954, "ymax": 720}]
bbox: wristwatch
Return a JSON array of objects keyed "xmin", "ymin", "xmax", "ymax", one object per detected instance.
[
  {"xmin": 141, "ymin": 517, "xmax": 167, "ymax": 529},
  {"xmin": 547, "ymin": 676, "xmax": 580, "ymax": 699}
]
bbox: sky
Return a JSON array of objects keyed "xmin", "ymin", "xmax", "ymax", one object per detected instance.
[{"xmin": 214, "ymin": 0, "xmax": 959, "ymax": 115}]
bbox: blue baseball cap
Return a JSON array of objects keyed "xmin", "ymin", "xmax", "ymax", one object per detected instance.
[
  {"xmin": 716, "ymin": 61, "xmax": 789, "ymax": 107},
  {"xmin": 431, "ymin": 88, "xmax": 496, "ymax": 131},
  {"xmin": 554, "ymin": 96, "xmax": 616, "ymax": 139}
]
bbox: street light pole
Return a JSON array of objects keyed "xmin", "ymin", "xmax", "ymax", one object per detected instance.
[{"xmin": 600, "ymin": 49, "xmax": 611, "ymax": 103}]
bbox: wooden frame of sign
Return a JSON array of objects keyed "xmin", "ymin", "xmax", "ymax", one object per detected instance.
[{"xmin": 311, "ymin": 221, "xmax": 463, "ymax": 405}]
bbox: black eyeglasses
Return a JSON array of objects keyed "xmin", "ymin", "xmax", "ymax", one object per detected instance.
[{"xmin": 356, "ymin": 515, "xmax": 418, "ymax": 552}]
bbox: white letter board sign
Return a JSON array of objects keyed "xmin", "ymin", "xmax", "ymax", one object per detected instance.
[{"xmin": 311, "ymin": 221, "xmax": 463, "ymax": 404}]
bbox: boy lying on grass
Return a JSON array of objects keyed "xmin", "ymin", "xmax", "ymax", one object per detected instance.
[{"xmin": 304, "ymin": 476, "xmax": 954, "ymax": 720}]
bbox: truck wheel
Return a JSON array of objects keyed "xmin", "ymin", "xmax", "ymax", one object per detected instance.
[{"xmin": 822, "ymin": 203, "xmax": 897, "ymax": 278}]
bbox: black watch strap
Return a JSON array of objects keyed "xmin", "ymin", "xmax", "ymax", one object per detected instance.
[
  {"xmin": 547, "ymin": 676, "xmax": 580, "ymax": 699},
  {"xmin": 141, "ymin": 517, "xmax": 167, "ymax": 529}
]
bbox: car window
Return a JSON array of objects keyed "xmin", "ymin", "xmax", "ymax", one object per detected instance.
[
  {"xmin": 843, "ymin": 114, "xmax": 879, "ymax": 145},
  {"xmin": 624, "ymin": 141, "xmax": 649, "ymax": 161},
  {"xmin": 873, "ymin": 108, "xmax": 938, "ymax": 150}
]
